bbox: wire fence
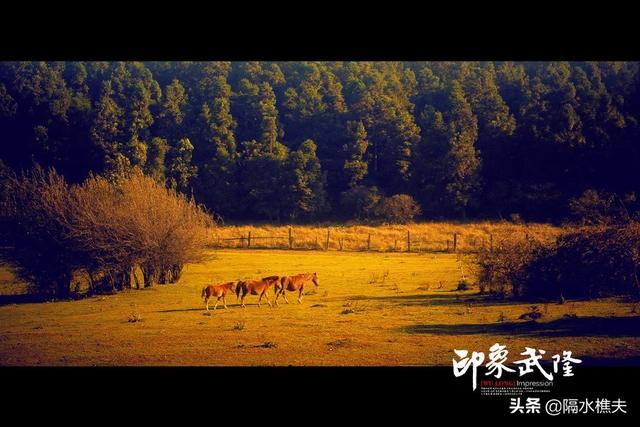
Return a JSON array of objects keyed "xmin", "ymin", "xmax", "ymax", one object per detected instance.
[{"xmin": 208, "ymin": 228, "xmax": 497, "ymax": 254}]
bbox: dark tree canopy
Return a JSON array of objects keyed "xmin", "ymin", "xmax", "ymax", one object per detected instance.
[{"xmin": 1, "ymin": 61, "xmax": 640, "ymax": 223}]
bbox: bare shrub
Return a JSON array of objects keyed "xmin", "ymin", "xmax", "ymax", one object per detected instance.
[
  {"xmin": 69, "ymin": 169, "xmax": 212, "ymax": 290},
  {"xmin": 115, "ymin": 170, "xmax": 212, "ymax": 286},
  {"xmin": 476, "ymin": 234, "xmax": 547, "ymax": 297},
  {"xmin": 569, "ymin": 189, "xmax": 616, "ymax": 225},
  {"xmin": 0, "ymin": 166, "xmax": 213, "ymax": 298},
  {"xmin": 478, "ymin": 222, "xmax": 640, "ymax": 301},
  {"xmin": 128, "ymin": 312, "xmax": 143, "ymax": 323},
  {"xmin": 233, "ymin": 321, "xmax": 245, "ymax": 331},
  {"xmin": 523, "ymin": 223, "xmax": 640, "ymax": 299},
  {"xmin": 0, "ymin": 167, "xmax": 80, "ymax": 297},
  {"xmin": 68, "ymin": 174, "xmax": 143, "ymax": 292},
  {"xmin": 368, "ymin": 272, "xmax": 380, "ymax": 284}
]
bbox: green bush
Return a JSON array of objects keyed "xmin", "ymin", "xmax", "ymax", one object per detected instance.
[
  {"xmin": 375, "ymin": 194, "xmax": 422, "ymax": 224},
  {"xmin": 339, "ymin": 185, "xmax": 382, "ymax": 220}
]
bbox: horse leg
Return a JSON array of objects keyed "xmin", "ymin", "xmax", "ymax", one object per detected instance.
[
  {"xmin": 298, "ymin": 287, "xmax": 304, "ymax": 304},
  {"xmin": 264, "ymin": 291, "xmax": 272, "ymax": 308},
  {"xmin": 240, "ymin": 292, "xmax": 246, "ymax": 308},
  {"xmin": 205, "ymin": 296, "xmax": 209, "ymax": 311},
  {"xmin": 213, "ymin": 296, "xmax": 221, "ymax": 310},
  {"xmin": 283, "ymin": 290, "xmax": 290, "ymax": 304},
  {"xmin": 222, "ymin": 294, "xmax": 228, "ymax": 309}
]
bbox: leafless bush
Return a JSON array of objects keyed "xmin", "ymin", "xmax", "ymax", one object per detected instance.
[
  {"xmin": 0, "ymin": 166, "xmax": 213, "ymax": 297},
  {"xmin": 477, "ymin": 222, "xmax": 640, "ymax": 300},
  {"xmin": 476, "ymin": 233, "xmax": 547, "ymax": 297},
  {"xmin": 0, "ymin": 167, "xmax": 80, "ymax": 297},
  {"xmin": 525, "ymin": 223, "xmax": 640, "ymax": 299},
  {"xmin": 115, "ymin": 170, "xmax": 212, "ymax": 286},
  {"xmin": 569, "ymin": 189, "xmax": 617, "ymax": 225},
  {"xmin": 128, "ymin": 312, "xmax": 143, "ymax": 323}
]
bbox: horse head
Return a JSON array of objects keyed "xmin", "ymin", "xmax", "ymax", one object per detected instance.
[{"xmin": 311, "ymin": 272, "xmax": 319, "ymax": 287}]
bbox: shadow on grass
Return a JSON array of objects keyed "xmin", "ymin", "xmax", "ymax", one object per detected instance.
[
  {"xmin": 156, "ymin": 304, "xmax": 247, "ymax": 313},
  {"xmin": 401, "ymin": 315, "xmax": 640, "ymax": 338},
  {"xmin": 0, "ymin": 294, "xmax": 51, "ymax": 306},
  {"xmin": 156, "ymin": 307, "xmax": 206, "ymax": 313},
  {"xmin": 343, "ymin": 293, "xmax": 519, "ymax": 307}
]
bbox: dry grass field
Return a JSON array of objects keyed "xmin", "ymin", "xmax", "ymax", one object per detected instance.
[{"xmin": 1, "ymin": 247, "xmax": 639, "ymax": 366}]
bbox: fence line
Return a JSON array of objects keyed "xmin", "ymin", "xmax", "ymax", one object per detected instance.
[{"xmin": 208, "ymin": 229, "xmax": 496, "ymax": 254}]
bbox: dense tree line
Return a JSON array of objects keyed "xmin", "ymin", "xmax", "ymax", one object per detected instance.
[{"xmin": 1, "ymin": 61, "xmax": 639, "ymax": 222}]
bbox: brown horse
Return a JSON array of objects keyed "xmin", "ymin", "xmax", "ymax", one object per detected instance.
[
  {"xmin": 275, "ymin": 272, "xmax": 319, "ymax": 305},
  {"xmin": 236, "ymin": 276, "xmax": 280, "ymax": 308},
  {"xmin": 201, "ymin": 281, "xmax": 238, "ymax": 311}
]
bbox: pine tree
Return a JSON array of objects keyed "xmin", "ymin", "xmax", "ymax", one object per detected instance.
[
  {"xmin": 145, "ymin": 137, "xmax": 168, "ymax": 183},
  {"xmin": 167, "ymin": 137, "xmax": 197, "ymax": 193},
  {"xmin": 342, "ymin": 120, "xmax": 369, "ymax": 188},
  {"xmin": 237, "ymin": 139, "xmax": 289, "ymax": 220},
  {"xmin": 282, "ymin": 139, "xmax": 328, "ymax": 219},
  {"xmin": 158, "ymin": 79, "xmax": 187, "ymax": 141},
  {"xmin": 90, "ymin": 80, "xmax": 124, "ymax": 176},
  {"xmin": 443, "ymin": 80, "xmax": 481, "ymax": 218},
  {"xmin": 194, "ymin": 96, "xmax": 237, "ymax": 216}
]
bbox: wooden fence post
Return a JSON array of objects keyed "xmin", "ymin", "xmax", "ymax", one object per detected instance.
[
  {"xmin": 489, "ymin": 233, "xmax": 493, "ymax": 252},
  {"xmin": 394, "ymin": 239, "xmax": 398, "ymax": 251},
  {"xmin": 288, "ymin": 226, "xmax": 293, "ymax": 249},
  {"xmin": 407, "ymin": 230, "xmax": 411, "ymax": 252},
  {"xmin": 367, "ymin": 233, "xmax": 371, "ymax": 251},
  {"xmin": 239, "ymin": 235, "xmax": 245, "ymax": 248},
  {"xmin": 326, "ymin": 229, "xmax": 330, "ymax": 251},
  {"xmin": 247, "ymin": 231, "xmax": 251, "ymax": 248},
  {"xmin": 453, "ymin": 233, "xmax": 458, "ymax": 252}
]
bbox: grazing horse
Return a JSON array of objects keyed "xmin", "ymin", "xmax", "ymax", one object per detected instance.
[
  {"xmin": 236, "ymin": 276, "xmax": 280, "ymax": 308},
  {"xmin": 275, "ymin": 272, "xmax": 319, "ymax": 305},
  {"xmin": 201, "ymin": 281, "xmax": 237, "ymax": 311}
]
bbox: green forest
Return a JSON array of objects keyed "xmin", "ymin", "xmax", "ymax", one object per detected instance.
[{"xmin": 1, "ymin": 61, "xmax": 639, "ymax": 223}]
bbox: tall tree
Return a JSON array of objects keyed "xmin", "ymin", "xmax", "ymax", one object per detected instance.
[
  {"xmin": 282, "ymin": 139, "xmax": 328, "ymax": 220},
  {"xmin": 443, "ymin": 80, "xmax": 481, "ymax": 218},
  {"xmin": 341, "ymin": 120, "xmax": 369, "ymax": 189},
  {"xmin": 167, "ymin": 137, "xmax": 197, "ymax": 193},
  {"xmin": 90, "ymin": 80, "xmax": 125, "ymax": 177}
]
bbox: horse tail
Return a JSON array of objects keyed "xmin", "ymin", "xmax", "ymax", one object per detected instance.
[{"xmin": 201, "ymin": 286, "xmax": 207, "ymax": 300}]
